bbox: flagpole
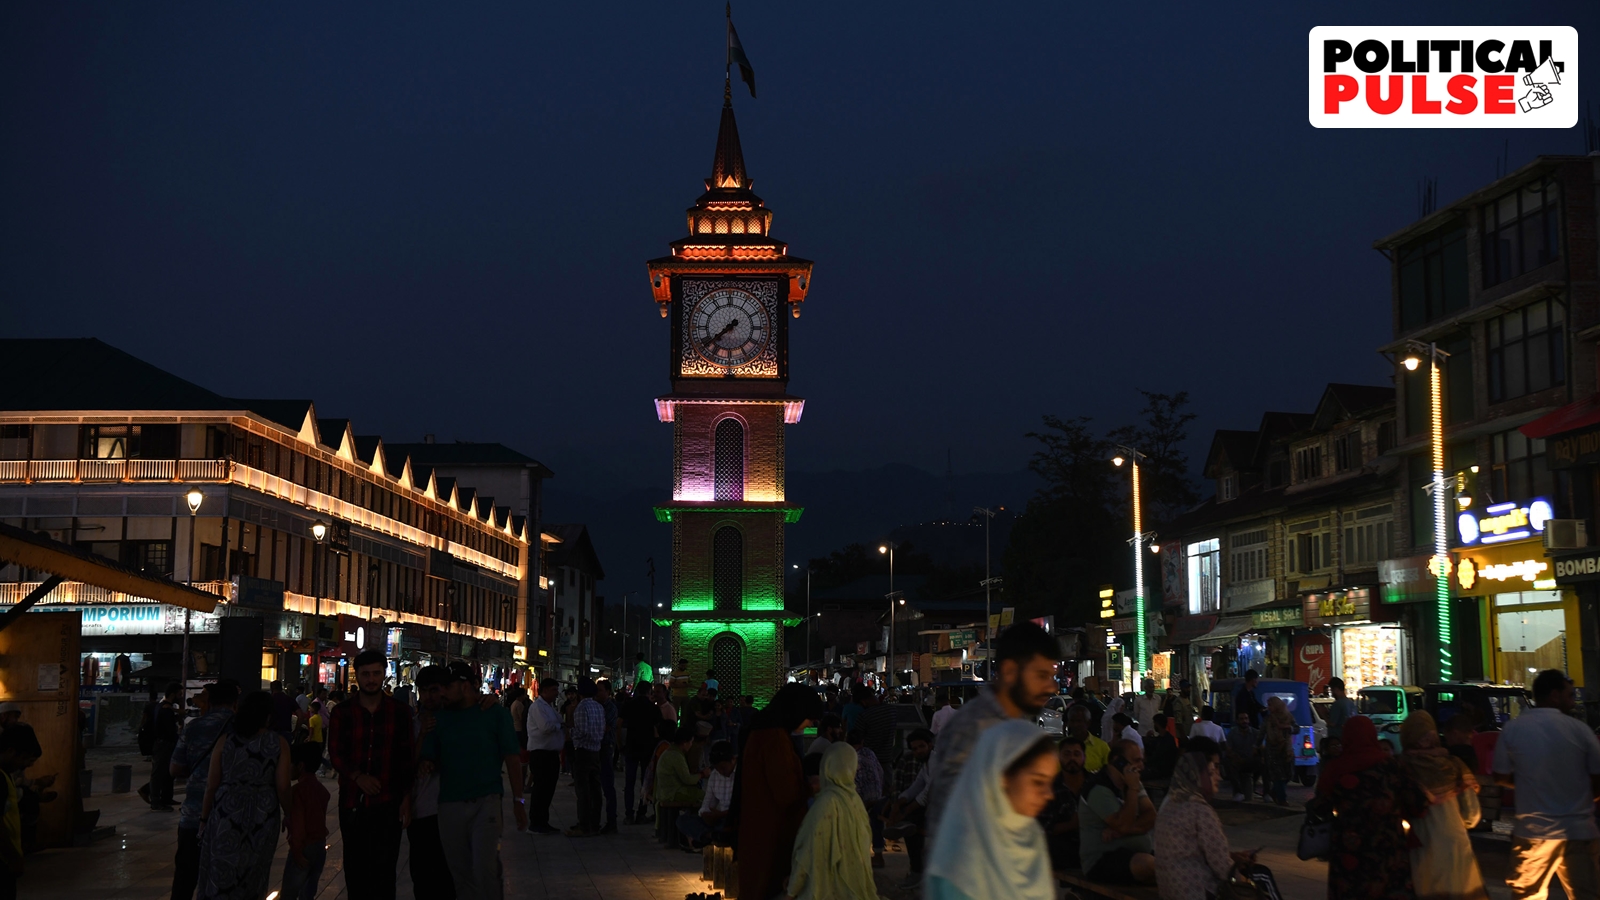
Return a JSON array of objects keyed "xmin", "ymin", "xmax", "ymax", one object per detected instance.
[{"xmin": 726, "ymin": 2, "xmax": 732, "ymax": 83}]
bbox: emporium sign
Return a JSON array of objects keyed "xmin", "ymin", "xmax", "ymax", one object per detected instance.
[{"xmin": 0, "ymin": 603, "xmax": 224, "ymax": 636}]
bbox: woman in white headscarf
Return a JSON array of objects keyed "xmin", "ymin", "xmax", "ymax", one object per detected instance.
[
  {"xmin": 787, "ymin": 741, "xmax": 878, "ymax": 900},
  {"xmin": 924, "ymin": 719, "xmax": 1059, "ymax": 900}
]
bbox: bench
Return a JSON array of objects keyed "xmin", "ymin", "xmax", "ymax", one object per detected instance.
[{"xmin": 1057, "ymin": 871, "xmax": 1161, "ymax": 900}]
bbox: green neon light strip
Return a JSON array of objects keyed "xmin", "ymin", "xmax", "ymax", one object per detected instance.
[{"xmin": 654, "ymin": 506, "xmax": 804, "ymax": 523}]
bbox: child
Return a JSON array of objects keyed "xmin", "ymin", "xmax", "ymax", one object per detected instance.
[{"xmin": 281, "ymin": 742, "xmax": 330, "ymax": 900}]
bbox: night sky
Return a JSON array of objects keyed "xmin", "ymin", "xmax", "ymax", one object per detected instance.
[{"xmin": 5, "ymin": 3, "xmax": 1596, "ymax": 603}]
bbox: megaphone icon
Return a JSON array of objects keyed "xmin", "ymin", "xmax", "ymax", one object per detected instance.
[{"xmin": 1524, "ymin": 58, "xmax": 1563, "ymax": 88}]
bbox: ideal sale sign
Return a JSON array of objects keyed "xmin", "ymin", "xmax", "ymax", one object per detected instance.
[{"xmin": 1309, "ymin": 27, "xmax": 1578, "ymax": 128}]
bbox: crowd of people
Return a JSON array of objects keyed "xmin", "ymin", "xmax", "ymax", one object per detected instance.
[{"xmin": 4, "ymin": 626, "xmax": 1598, "ymax": 900}]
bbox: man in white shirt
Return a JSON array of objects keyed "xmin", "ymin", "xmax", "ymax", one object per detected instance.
[
  {"xmin": 678, "ymin": 740, "xmax": 736, "ymax": 850},
  {"xmin": 1493, "ymin": 668, "xmax": 1600, "ymax": 900},
  {"xmin": 930, "ymin": 694, "xmax": 960, "ymax": 735},
  {"xmin": 1189, "ymin": 706, "xmax": 1226, "ymax": 745},
  {"xmin": 524, "ymin": 679, "xmax": 564, "ymax": 835},
  {"xmin": 1113, "ymin": 711, "xmax": 1143, "ymax": 750}
]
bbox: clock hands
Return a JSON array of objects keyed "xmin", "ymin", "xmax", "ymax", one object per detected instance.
[{"xmin": 703, "ymin": 317, "xmax": 741, "ymax": 352}]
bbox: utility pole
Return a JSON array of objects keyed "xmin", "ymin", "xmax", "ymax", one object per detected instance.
[{"xmin": 974, "ymin": 507, "xmax": 1002, "ymax": 677}]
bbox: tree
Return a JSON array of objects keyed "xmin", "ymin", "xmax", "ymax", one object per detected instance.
[{"xmin": 1107, "ymin": 390, "xmax": 1198, "ymax": 526}]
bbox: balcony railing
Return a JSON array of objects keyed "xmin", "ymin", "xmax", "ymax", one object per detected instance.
[
  {"xmin": 0, "ymin": 580, "xmax": 231, "ymax": 607},
  {"xmin": 0, "ymin": 458, "xmax": 228, "ymax": 484}
]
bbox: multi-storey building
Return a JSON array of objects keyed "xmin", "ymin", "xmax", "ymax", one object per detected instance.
[
  {"xmin": 1161, "ymin": 384, "xmax": 1397, "ymax": 697},
  {"xmin": 543, "ymin": 523, "xmax": 605, "ymax": 683},
  {"xmin": 1374, "ymin": 154, "xmax": 1599, "ymax": 689},
  {"xmin": 0, "ymin": 339, "xmax": 533, "ymax": 690}
]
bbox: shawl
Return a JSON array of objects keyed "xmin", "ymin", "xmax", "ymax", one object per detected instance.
[
  {"xmin": 1161, "ymin": 749, "xmax": 1213, "ymax": 810},
  {"xmin": 925, "ymin": 720, "xmax": 1055, "ymax": 900},
  {"xmin": 1399, "ymin": 710, "xmax": 1473, "ymax": 796},
  {"xmin": 1263, "ymin": 696, "xmax": 1294, "ymax": 747},
  {"xmin": 1316, "ymin": 715, "xmax": 1389, "ymax": 797},
  {"xmin": 788, "ymin": 743, "xmax": 877, "ymax": 900}
]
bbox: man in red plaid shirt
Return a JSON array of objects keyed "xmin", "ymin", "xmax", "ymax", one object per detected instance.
[{"xmin": 328, "ymin": 650, "xmax": 415, "ymax": 900}]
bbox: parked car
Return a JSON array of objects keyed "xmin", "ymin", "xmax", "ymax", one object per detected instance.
[
  {"xmin": 1209, "ymin": 677, "xmax": 1321, "ymax": 784},
  {"xmin": 1037, "ymin": 695, "xmax": 1068, "ymax": 736},
  {"xmin": 1356, "ymin": 684, "xmax": 1424, "ymax": 752},
  {"xmin": 1424, "ymin": 682, "xmax": 1531, "ymax": 731}
]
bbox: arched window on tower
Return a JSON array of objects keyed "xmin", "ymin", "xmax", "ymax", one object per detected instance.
[
  {"xmin": 713, "ymin": 526, "xmax": 743, "ymax": 611},
  {"xmin": 714, "ymin": 418, "xmax": 745, "ymax": 502}
]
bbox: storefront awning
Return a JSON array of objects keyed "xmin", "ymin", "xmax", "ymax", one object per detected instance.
[
  {"xmin": 1521, "ymin": 393, "xmax": 1600, "ymax": 440},
  {"xmin": 1190, "ymin": 616, "xmax": 1255, "ymax": 649}
]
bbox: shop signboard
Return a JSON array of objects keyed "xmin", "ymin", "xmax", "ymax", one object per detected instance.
[
  {"xmin": 1109, "ymin": 616, "xmax": 1136, "ymax": 635},
  {"xmin": 1552, "ymin": 548, "xmax": 1600, "ymax": 584},
  {"xmin": 1169, "ymin": 614, "xmax": 1219, "ymax": 644},
  {"xmin": 1224, "ymin": 579, "xmax": 1276, "ymax": 611},
  {"xmin": 1161, "ymin": 541, "xmax": 1184, "ymax": 609},
  {"xmin": 948, "ymin": 629, "xmax": 977, "ymax": 649},
  {"xmin": 0, "ymin": 603, "xmax": 223, "ymax": 636},
  {"xmin": 1302, "ymin": 588, "xmax": 1373, "ymax": 626},
  {"xmin": 1456, "ymin": 497, "xmax": 1553, "ymax": 546},
  {"xmin": 1380, "ymin": 556, "xmax": 1445, "ymax": 604},
  {"xmin": 231, "ymin": 576, "xmax": 285, "ymax": 612},
  {"xmin": 1293, "ymin": 633, "xmax": 1333, "ymax": 694},
  {"xmin": 1252, "ymin": 605, "xmax": 1303, "ymax": 629},
  {"xmin": 1548, "ymin": 423, "xmax": 1600, "ymax": 470}
]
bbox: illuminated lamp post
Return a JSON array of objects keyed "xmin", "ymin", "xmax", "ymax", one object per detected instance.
[
  {"xmin": 1403, "ymin": 342, "xmax": 1453, "ymax": 681},
  {"xmin": 182, "ymin": 487, "xmax": 203, "ymax": 691},
  {"xmin": 879, "ymin": 542, "xmax": 896, "ymax": 688},
  {"xmin": 311, "ymin": 520, "xmax": 328, "ymax": 683},
  {"xmin": 793, "ymin": 564, "xmax": 814, "ymax": 665},
  {"xmin": 1111, "ymin": 448, "xmax": 1152, "ymax": 678}
]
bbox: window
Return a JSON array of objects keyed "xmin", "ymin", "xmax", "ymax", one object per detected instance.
[
  {"xmin": 713, "ymin": 526, "xmax": 743, "ymax": 610},
  {"xmin": 0, "ymin": 425, "xmax": 28, "ymax": 460},
  {"xmin": 1490, "ymin": 429, "xmax": 1551, "ymax": 503},
  {"xmin": 1488, "ymin": 299, "xmax": 1565, "ymax": 402},
  {"xmin": 1376, "ymin": 421, "xmax": 1396, "ymax": 455},
  {"xmin": 1229, "ymin": 530, "xmax": 1268, "ymax": 583},
  {"xmin": 1288, "ymin": 519, "xmax": 1331, "ymax": 574},
  {"xmin": 713, "ymin": 418, "xmax": 745, "ymax": 502},
  {"xmin": 1483, "ymin": 176, "xmax": 1561, "ymax": 287},
  {"xmin": 1185, "ymin": 539, "xmax": 1221, "ymax": 614},
  {"xmin": 1398, "ymin": 225, "xmax": 1468, "ymax": 330},
  {"xmin": 1334, "ymin": 432, "xmax": 1361, "ymax": 472},
  {"xmin": 1294, "ymin": 446, "xmax": 1322, "ymax": 482},
  {"xmin": 82, "ymin": 425, "xmax": 139, "ymax": 459},
  {"xmin": 1219, "ymin": 474, "xmax": 1238, "ymax": 502},
  {"xmin": 1268, "ymin": 459, "xmax": 1287, "ymax": 488},
  {"xmin": 1344, "ymin": 506, "xmax": 1394, "ymax": 567}
]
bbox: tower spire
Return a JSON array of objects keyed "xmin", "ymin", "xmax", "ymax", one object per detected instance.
[{"xmin": 709, "ymin": 86, "xmax": 748, "ymax": 190}]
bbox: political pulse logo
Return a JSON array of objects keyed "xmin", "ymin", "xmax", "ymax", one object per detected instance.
[{"xmin": 1308, "ymin": 27, "xmax": 1578, "ymax": 128}]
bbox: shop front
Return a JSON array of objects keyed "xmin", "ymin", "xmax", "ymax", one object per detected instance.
[
  {"xmin": 1188, "ymin": 615, "xmax": 1254, "ymax": 696},
  {"xmin": 1455, "ymin": 500, "xmax": 1582, "ymax": 689},
  {"xmin": 1302, "ymin": 587, "xmax": 1407, "ymax": 692},
  {"xmin": 1245, "ymin": 599, "xmax": 1305, "ymax": 682}
]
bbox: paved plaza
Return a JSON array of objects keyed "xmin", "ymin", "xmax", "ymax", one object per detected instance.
[{"xmin": 22, "ymin": 738, "xmax": 1530, "ymax": 900}]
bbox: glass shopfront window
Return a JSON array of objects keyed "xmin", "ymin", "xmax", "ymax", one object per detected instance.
[
  {"xmin": 1336, "ymin": 625, "xmax": 1404, "ymax": 692},
  {"xmin": 1492, "ymin": 590, "xmax": 1567, "ymax": 689}
]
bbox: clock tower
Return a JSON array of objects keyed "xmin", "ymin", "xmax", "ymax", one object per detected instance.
[{"xmin": 646, "ymin": 83, "xmax": 812, "ymax": 703}]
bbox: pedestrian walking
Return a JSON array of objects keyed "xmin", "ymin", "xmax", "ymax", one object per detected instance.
[
  {"xmin": 1313, "ymin": 715, "xmax": 1428, "ymax": 900},
  {"xmin": 421, "ymin": 661, "xmax": 526, "ymax": 900},
  {"xmin": 565, "ymin": 678, "xmax": 605, "ymax": 836},
  {"xmin": 524, "ymin": 678, "xmax": 563, "ymax": 835},
  {"xmin": 1225, "ymin": 712, "xmax": 1263, "ymax": 801},
  {"xmin": 621, "ymin": 679, "xmax": 659, "ymax": 823},
  {"xmin": 169, "ymin": 680, "xmax": 239, "ymax": 900},
  {"xmin": 788, "ymin": 742, "xmax": 877, "ymax": 900},
  {"xmin": 732, "ymin": 683, "xmax": 824, "ymax": 900},
  {"xmin": 507, "ymin": 688, "xmax": 529, "ymax": 777},
  {"xmin": 1233, "ymin": 669, "xmax": 1265, "ymax": 728},
  {"xmin": 1493, "ymin": 669, "xmax": 1600, "ymax": 900},
  {"xmin": 280, "ymin": 743, "xmax": 330, "ymax": 900},
  {"xmin": 924, "ymin": 719, "xmax": 1057, "ymax": 900},
  {"xmin": 1262, "ymin": 695, "xmax": 1295, "ymax": 806},
  {"xmin": 924, "ymin": 622, "xmax": 1059, "ymax": 838},
  {"xmin": 328, "ymin": 650, "xmax": 415, "ymax": 900},
  {"xmin": 268, "ymin": 680, "xmax": 299, "ymax": 739},
  {"xmin": 1154, "ymin": 736, "xmax": 1284, "ymax": 900},
  {"xmin": 1325, "ymin": 677, "xmax": 1357, "ymax": 742},
  {"xmin": 407, "ymin": 665, "xmax": 456, "ymax": 899},
  {"xmin": 845, "ymin": 729, "xmax": 887, "ymax": 866},
  {"xmin": 196, "ymin": 691, "xmax": 292, "ymax": 900},
  {"xmin": 1399, "ymin": 711, "xmax": 1486, "ymax": 900},
  {"xmin": 150, "ymin": 682, "xmax": 183, "ymax": 811},
  {"xmin": 595, "ymin": 678, "xmax": 620, "ymax": 833},
  {"xmin": 633, "ymin": 654, "xmax": 652, "ymax": 690}
]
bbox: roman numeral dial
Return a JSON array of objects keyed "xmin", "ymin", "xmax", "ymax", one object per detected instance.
[{"xmin": 690, "ymin": 288, "xmax": 770, "ymax": 369}]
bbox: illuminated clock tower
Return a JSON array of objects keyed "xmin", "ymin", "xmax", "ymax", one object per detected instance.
[{"xmin": 647, "ymin": 83, "xmax": 812, "ymax": 703}]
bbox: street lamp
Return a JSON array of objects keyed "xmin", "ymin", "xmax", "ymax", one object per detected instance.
[
  {"xmin": 181, "ymin": 487, "xmax": 203, "ymax": 690},
  {"xmin": 311, "ymin": 519, "xmax": 328, "ymax": 684},
  {"xmin": 973, "ymin": 507, "xmax": 1004, "ymax": 676},
  {"xmin": 878, "ymin": 543, "xmax": 897, "ymax": 688},
  {"xmin": 793, "ymin": 564, "xmax": 814, "ymax": 665},
  {"xmin": 1112, "ymin": 448, "xmax": 1151, "ymax": 678},
  {"xmin": 1403, "ymin": 341, "xmax": 1454, "ymax": 681}
]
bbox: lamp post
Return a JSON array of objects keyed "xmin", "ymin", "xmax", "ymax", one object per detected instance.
[
  {"xmin": 792, "ymin": 564, "xmax": 813, "ymax": 665},
  {"xmin": 1112, "ymin": 448, "xmax": 1150, "ymax": 679},
  {"xmin": 878, "ymin": 543, "xmax": 897, "ymax": 688},
  {"xmin": 973, "ymin": 507, "xmax": 1004, "ymax": 676},
  {"xmin": 182, "ymin": 487, "xmax": 203, "ymax": 691},
  {"xmin": 1403, "ymin": 342, "xmax": 1454, "ymax": 681},
  {"xmin": 311, "ymin": 520, "xmax": 328, "ymax": 685}
]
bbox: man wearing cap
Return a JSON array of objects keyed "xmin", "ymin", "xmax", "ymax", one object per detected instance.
[
  {"xmin": 408, "ymin": 666, "xmax": 455, "ymax": 899},
  {"xmin": 421, "ymin": 661, "xmax": 525, "ymax": 899},
  {"xmin": 566, "ymin": 677, "xmax": 605, "ymax": 837}
]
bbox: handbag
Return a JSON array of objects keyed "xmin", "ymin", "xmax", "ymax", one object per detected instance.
[{"xmin": 1297, "ymin": 805, "xmax": 1332, "ymax": 860}]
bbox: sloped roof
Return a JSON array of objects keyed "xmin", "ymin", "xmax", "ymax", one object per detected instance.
[
  {"xmin": 1314, "ymin": 383, "xmax": 1395, "ymax": 431},
  {"xmin": 545, "ymin": 524, "xmax": 605, "ymax": 579},
  {"xmin": 0, "ymin": 338, "xmax": 230, "ymax": 411},
  {"xmin": 1203, "ymin": 430, "xmax": 1261, "ymax": 479},
  {"xmin": 384, "ymin": 441, "xmax": 552, "ymax": 477}
]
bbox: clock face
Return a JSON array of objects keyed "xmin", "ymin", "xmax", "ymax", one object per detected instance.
[{"xmin": 690, "ymin": 288, "xmax": 770, "ymax": 368}]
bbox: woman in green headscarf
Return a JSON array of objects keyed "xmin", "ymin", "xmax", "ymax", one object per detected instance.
[{"xmin": 787, "ymin": 742, "xmax": 878, "ymax": 900}]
